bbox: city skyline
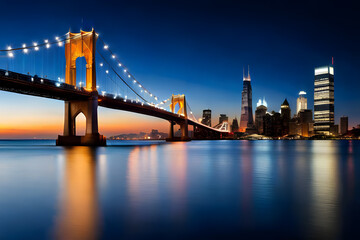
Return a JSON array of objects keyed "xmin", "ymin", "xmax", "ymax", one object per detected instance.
[{"xmin": 1, "ymin": 0, "xmax": 359, "ymax": 138}]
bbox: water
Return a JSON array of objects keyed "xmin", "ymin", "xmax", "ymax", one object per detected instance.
[{"xmin": 0, "ymin": 140, "xmax": 359, "ymax": 239}]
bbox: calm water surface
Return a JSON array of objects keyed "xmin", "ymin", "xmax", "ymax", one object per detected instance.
[{"xmin": 0, "ymin": 140, "xmax": 359, "ymax": 239}]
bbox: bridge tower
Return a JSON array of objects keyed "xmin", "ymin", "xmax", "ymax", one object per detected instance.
[
  {"xmin": 57, "ymin": 29, "xmax": 106, "ymax": 146},
  {"xmin": 167, "ymin": 94, "xmax": 190, "ymax": 141}
]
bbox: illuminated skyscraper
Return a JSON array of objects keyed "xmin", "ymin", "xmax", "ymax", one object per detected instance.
[
  {"xmin": 201, "ymin": 109, "xmax": 212, "ymax": 127},
  {"xmin": 314, "ymin": 65, "xmax": 335, "ymax": 135},
  {"xmin": 255, "ymin": 98, "xmax": 267, "ymax": 134},
  {"xmin": 239, "ymin": 66, "xmax": 254, "ymax": 132},
  {"xmin": 297, "ymin": 91, "xmax": 307, "ymax": 114}
]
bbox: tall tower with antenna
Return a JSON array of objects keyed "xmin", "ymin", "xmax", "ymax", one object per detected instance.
[{"xmin": 239, "ymin": 65, "xmax": 254, "ymax": 132}]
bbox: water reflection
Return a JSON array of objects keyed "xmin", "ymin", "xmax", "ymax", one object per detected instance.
[
  {"xmin": 309, "ymin": 141, "xmax": 340, "ymax": 239},
  {"xmin": 54, "ymin": 147, "xmax": 99, "ymax": 240},
  {"xmin": 1, "ymin": 140, "xmax": 358, "ymax": 239}
]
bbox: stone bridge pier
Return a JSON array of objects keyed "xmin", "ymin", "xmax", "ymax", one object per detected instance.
[
  {"xmin": 56, "ymin": 92, "xmax": 106, "ymax": 146},
  {"xmin": 166, "ymin": 120, "xmax": 191, "ymax": 142}
]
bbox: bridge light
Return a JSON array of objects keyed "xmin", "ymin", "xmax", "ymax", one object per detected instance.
[
  {"xmin": 33, "ymin": 42, "xmax": 39, "ymax": 51},
  {"xmin": 100, "ymin": 63, "xmax": 103, "ymax": 67},
  {"xmin": 7, "ymin": 47, "xmax": 14, "ymax": 58},
  {"xmin": 44, "ymin": 39, "xmax": 49, "ymax": 43},
  {"xmin": 150, "ymin": 94, "xmax": 153, "ymax": 97},
  {"xmin": 154, "ymin": 97, "xmax": 158, "ymax": 100},
  {"xmin": 133, "ymin": 80, "xmax": 136, "ymax": 83},
  {"xmin": 138, "ymin": 84, "xmax": 142, "ymax": 88},
  {"xmin": 58, "ymin": 41, "xmax": 63, "ymax": 47},
  {"xmin": 104, "ymin": 45, "xmax": 109, "ymax": 49},
  {"xmin": 105, "ymin": 70, "xmax": 109, "ymax": 74},
  {"xmin": 55, "ymin": 36, "xmax": 60, "ymax": 40},
  {"xmin": 56, "ymin": 82, "xmax": 61, "ymax": 87},
  {"xmin": 112, "ymin": 55, "xmax": 115, "ymax": 59},
  {"xmin": 22, "ymin": 44, "xmax": 29, "ymax": 53},
  {"xmin": 96, "ymin": 85, "xmax": 100, "ymax": 89},
  {"xmin": 40, "ymin": 79, "xmax": 44, "ymax": 83},
  {"xmin": 128, "ymin": 74, "xmax": 130, "ymax": 78},
  {"xmin": 46, "ymin": 43, "xmax": 50, "ymax": 49},
  {"xmin": 118, "ymin": 63, "xmax": 122, "ymax": 67},
  {"xmin": 123, "ymin": 69, "xmax": 127, "ymax": 73}
]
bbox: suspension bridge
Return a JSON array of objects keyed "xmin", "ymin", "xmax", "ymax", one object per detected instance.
[{"xmin": 0, "ymin": 29, "xmax": 229, "ymax": 146}]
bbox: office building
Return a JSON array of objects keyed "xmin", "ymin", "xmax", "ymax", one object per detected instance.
[
  {"xmin": 239, "ymin": 66, "xmax": 254, "ymax": 132},
  {"xmin": 201, "ymin": 109, "xmax": 212, "ymax": 127},
  {"xmin": 255, "ymin": 98, "xmax": 268, "ymax": 134},
  {"xmin": 340, "ymin": 116, "xmax": 348, "ymax": 135},
  {"xmin": 231, "ymin": 117, "xmax": 239, "ymax": 132},
  {"xmin": 281, "ymin": 99, "xmax": 291, "ymax": 136},
  {"xmin": 314, "ymin": 65, "xmax": 335, "ymax": 135},
  {"xmin": 219, "ymin": 114, "xmax": 228, "ymax": 124},
  {"xmin": 297, "ymin": 91, "xmax": 307, "ymax": 114}
]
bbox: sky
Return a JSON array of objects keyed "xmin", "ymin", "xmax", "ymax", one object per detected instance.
[{"xmin": 0, "ymin": 0, "xmax": 359, "ymax": 138}]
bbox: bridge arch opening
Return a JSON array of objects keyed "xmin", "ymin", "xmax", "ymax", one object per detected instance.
[
  {"xmin": 75, "ymin": 112, "xmax": 86, "ymax": 136},
  {"xmin": 75, "ymin": 57, "xmax": 87, "ymax": 88}
]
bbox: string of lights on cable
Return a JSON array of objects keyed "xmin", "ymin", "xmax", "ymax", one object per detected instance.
[{"xmin": 97, "ymin": 37, "xmax": 169, "ymax": 106}]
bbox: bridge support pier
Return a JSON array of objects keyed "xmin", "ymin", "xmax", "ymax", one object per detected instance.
[
  {"xmin": 166, "ymin": 120, "xmax": 191, "ymax": 142},
  {"xmin": 56, "ymin": 92, "xmax": 106, "ymax": 146},
  {"xmin": 180, "ymin": 120, "xmax": 191, "ymax": 141}
]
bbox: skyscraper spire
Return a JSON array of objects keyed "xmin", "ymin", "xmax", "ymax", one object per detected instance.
[{"xmin": 243, "ymin": 65, "xmax": 251, "ymax": 81}]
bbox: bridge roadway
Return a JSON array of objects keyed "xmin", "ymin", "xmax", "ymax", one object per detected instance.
[{"xmin": 0, "ymin": 69, "xmax": 226, "ymax": 134}]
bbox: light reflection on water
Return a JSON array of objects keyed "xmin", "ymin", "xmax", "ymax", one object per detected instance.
[{"xmin": 0, "ymin": 140, "xmax": 359, "ymax": 239}]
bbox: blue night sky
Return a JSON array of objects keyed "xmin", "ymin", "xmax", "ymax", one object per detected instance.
[{"xmin": 0, "ymin": 0, "xmax": 359, "ymax": 138}]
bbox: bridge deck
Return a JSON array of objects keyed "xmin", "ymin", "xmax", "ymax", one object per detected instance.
[{"xmin": 0, "ymin": 69, "xmax": 227, "ymax": 133}]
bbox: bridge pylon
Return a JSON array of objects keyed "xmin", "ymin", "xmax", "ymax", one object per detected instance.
[
  {"xmin": 65, "ymin": 29, "xmax": 97, "ymax": 91},
  {"xmin": 57, "ymin": 29, "xmax": 105, "ymax": 146},
  {"xmin": 167, "ymin": 94, "xmax": 191, "ymax": 141}
]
